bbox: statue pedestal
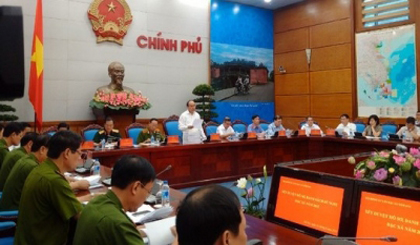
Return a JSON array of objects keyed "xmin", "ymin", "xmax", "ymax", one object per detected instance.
[{"xmin": 93, "ymin": 107, "xmax": 139, "ymax": 138}]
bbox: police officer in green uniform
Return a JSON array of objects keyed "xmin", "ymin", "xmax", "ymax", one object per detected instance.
[
  {"xmin": 15, "ymin": 131, "xmax": 84, "ymax": 245},
  {"xmin": 73, "ymin": 155, "xmax": 156, "ymax": 245},
  {"xmin": 0, "ymin": 134, "xmax": 49, "ymax": 211},
  {"xmin": 137, "ymin": 118, "xmax": 166, "ymax": 144},
  {"xmin": 0, "ymin": 122, "xmax": 23, "ymax": 168},
  {"xmin": 0, "ymin": 132, "xmax": 37, "ymax": 191},
  {"xmin": 93, "ymin": 117, "xmax": 121, "ymax": 145}
]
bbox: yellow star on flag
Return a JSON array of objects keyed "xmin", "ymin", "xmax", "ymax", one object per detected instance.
[{"xmin": 31, "ymin": 36, "xmax": 44, "ymax": 78}]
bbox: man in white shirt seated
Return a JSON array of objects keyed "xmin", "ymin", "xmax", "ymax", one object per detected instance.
[
  {"xmin": 301, "ymin": 116, "xmax": 322, "ymax": 136},
  {"xmin": 216, "ymin": 117, "xmax": 235, "ymax": 139},
  {"xmin": 178, "ymin": 100, "xmax": 206, "ymax": 144},
  {"xmin": 397, "ymin": 116, "xmax": 420, "ymax": 141},
  {"xmin": 335, "ymin": 113, "xmax": 356, "ymax": 136},
  {"xmin": 266, "ymin": 115, "xmax": 285, "ymax": 136}
]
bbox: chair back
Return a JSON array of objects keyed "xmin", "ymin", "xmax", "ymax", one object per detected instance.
[
  {"xmin": 260, "ymin": 119, "xmax": 269, "ymax": 131},
  {"xmin": 381, "ymin": 121, "xmax": 398, "ymax": 136},
  {"xmin": 163, "ymin": 115, "xmax": 182, "ymax": 142},
  {"xmin": 125, "ymin": 123, "xmax": 146, "ymax": 143},
  {"xmin": 81, "ymin": 124, "xmax": 103, "ymax": 141},
  {"xmin": 353, "ymin": 119, "xmax": 366, "ymax": 133},
  {"xmin": 204, "ymin": 121, "xmax": 219, "ymax": 136},
  {"xmin": 232, "ymin": 120, "xmax": 247, "ymax": 134}
]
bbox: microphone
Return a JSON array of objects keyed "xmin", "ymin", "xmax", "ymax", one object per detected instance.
[
  {"xmin": 316, "ymin": 235, "xmax": 397, "ymax": 245},
  {"xmin": 156, "ymin": 165, "xmax": 172, "ymax": 177}
]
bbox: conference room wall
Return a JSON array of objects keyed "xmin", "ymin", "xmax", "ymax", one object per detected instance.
[
  {"xmin": 1, "ymin": 0, "xmax": 210, "ymax": 122},
  {"xmin": 274, "ymin": 0, "xmax": 353, "ymax": 130}
]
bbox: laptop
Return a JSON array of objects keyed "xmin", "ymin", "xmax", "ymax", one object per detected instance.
[
  {"xmin": 354, "ymin": 132, "xmax": 366, "ymax": 139},
  {"xmin": 389, "ymin": 134, "xmax": 402, "ymax": 141},
  {"xmin": 75, "ymin": 158, "xmax": 95, "ymax": 174}
]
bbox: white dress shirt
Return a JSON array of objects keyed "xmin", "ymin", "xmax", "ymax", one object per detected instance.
[
  {"xmin": 178, "ymin": 110, "xmax": 206, "ymax": 144},
  {"xmin": 301, "ymin": 124, "xmax": 322, "ymax": 136},
  {"xmin": 216, "ymin": 124, "xmax": 235, "ymax": 136},
  {"xmin": 335, "ymin": 123, "xmax": 356, "ymax": 136}
]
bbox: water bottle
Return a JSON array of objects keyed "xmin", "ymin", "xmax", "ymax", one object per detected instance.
[
  {"xmin": 405, "ymin": 131, "xmax": 413, "ymax": 143},
  {"xmin": 100, "ymin": 139, "xmax": 105, "ymax": 149},
  {"xmin": 348, "ymin": 129, "xmax": 354, "ymax": 139},
  {"xmin": 161, "ymin": 180, "xmax": 170, "ymax": 207},
  {"xmin": 151, "ymin": 135, "xmax": 155, "ymax": 145},
  {"xmin": 90, "ymin": 160, "xmax": 100, "ymax": 175}
]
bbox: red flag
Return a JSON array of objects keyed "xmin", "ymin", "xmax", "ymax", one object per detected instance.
[{"xmin": 29, "ymin": 0, "xmax": 43, "ymax": 132}]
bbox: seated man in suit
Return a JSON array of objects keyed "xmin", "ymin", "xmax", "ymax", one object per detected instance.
[
  {"xmin": 216, "ymin": 117, "xmax": 235, "ymax": 139},
  {"xmin": 15, "ymin": 131, "xmax": 86, "ymax": 245},
  {"xmin": 335, "ymin": 114, "xmax": 356, "ymax": 136},
  {"xmin": 397, "ymin": 116, "xmax": 420, "ymax": 141},
  {"xmin": 247, "ymin": 115, "xmax": 264, "ymax": 134},
  {"xmin": 301, "ymin": 116, "xmax": 323, "ymax": 136},
  {"xmin": 137, "ymin": 118, "xmax": 165, "ymax": 144},
  {"xmin": 0, "ymin": 134, "xmax": 50, "ymax": 211},
  {"xmin": 0, "ymin": 122, "xmax": 23, "ymax": 168},
  {"xmin": 266, "ymin": 115, "xmax": 285, "ymax": 136},
  {"xmin": 0, "ymin": 132, "xmax": 38, "ymax": 191},
  {"xmin": 93, "ymin": 117, "xmax": 121, "ymax": 146},
  {"xmin": 174, "ymin": 185, "xmax": 247, "ymax": 245},
  {"xmin": 73, "ymin": 155, "xmax": 156, "ymax": 245}
]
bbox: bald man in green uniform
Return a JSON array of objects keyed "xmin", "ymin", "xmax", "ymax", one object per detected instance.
[
  {"xmin": 93, "ymin": 117, "xmax": 121, "ymax": 145},
  {"xmin": 73, "ymin": 155, "xmax": 156, "ymax": 245},
  {"xmin": 0, "ymin": 134, "xmax": 49, "ymax": 211},
  {"xmin": 0, "ymin": 132, "xmax": 37, "ymax": 191},
  {"xmin": 0, "ymin": 122, "xmax": 22, "ymax": 169},
  {"xmin": 15, "ymin": 131, "xmax": 84, "ymax": 245}
]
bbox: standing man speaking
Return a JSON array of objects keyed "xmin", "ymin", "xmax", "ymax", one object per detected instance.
[{"xmin": 178, "ymin": 100, "xmax": 206, "ymax": 144}]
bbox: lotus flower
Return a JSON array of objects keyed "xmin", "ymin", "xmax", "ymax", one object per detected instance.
[
  {"xmin": 410, "ymin": 148, "xmax": 420, "ymax": 157},
  {"xmin": 373, "ymin": 168, "xmax": 388, "ymax": 182},
  {"xmin": 392, "ymin": 176, "xmax": 401, "ymax": 185},
  {"xmin": 236, "ymin": 177, "xmax": 247, "ymax": 189},
  {"xmin": 366, "ymin": 161, "xmax": 376, "ymax": 170},
  {"xmin": 393, "ymin": 156, "xmax": 406, "ymax": 166},
  {"xmin": 355, "ymin": 170, "xmax": 365, "ymax": 179},
  {"xmin": 246, "ymin": 187, "xmax": 254, "ymax": 198},
  {"xmin": 348, "ymin": 156, "xmax": 356, "ymax": 164}
]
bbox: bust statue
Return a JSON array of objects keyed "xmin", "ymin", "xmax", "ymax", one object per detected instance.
[{"xmin": 96, "ymin": 61, "xmax": 135, "ymax": 93}]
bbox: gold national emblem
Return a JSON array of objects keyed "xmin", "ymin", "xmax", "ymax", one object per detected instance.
[{"xmin": 87, "ymin": 0, "xmax": 133, "ymax": 45}]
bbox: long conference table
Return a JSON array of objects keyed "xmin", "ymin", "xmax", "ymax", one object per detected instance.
[{"xmin": 91, "ymin": 136, "xmax": 416, "ymax": 188}]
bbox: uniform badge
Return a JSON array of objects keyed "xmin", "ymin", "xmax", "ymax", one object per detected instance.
[{"xmin": 87, "ymin": 0, "xmax": 133, "ymax": 45}]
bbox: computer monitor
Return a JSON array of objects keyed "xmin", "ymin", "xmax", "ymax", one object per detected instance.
[
  {"xmin": 354, "ymin": 181, "xmax": 420, "ymax": 245},
  {"xmin": 266, "ymin": 165, "xmax": 355, "ymax": 237}
]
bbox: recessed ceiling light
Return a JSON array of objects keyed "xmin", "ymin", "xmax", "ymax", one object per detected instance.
[{"xmin": 264, "ymin": 0, "xmax": 272, "ymax": 3}]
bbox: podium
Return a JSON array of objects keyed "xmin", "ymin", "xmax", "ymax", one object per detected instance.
[{"xmin": 92, "ymin": 107, "xmax": 139, "ymax": 138}]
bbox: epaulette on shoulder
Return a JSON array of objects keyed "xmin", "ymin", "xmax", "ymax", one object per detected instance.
[{"xmin": 112, "ymin": 129, "xmax": 119, "ymax": 133}]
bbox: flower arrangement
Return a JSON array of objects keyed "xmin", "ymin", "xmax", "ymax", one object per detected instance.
[
  {"xmin": 350, "ymin": 146, "xmax": 420, "ymax": 187},
  {"xmin": 234, "ymin": 165, "xmax": 268, "ymax": 218},
  {"xmin": 89, "ymin": 90, "xmax": 151, "ymax": 110}
]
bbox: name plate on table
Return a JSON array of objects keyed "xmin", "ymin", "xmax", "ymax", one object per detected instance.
[
  {"xmin": 248, "ymin": 132, "xmax": 257, "ymax": 139},
  {"xmin": 120, "ymin": 138, "xmax": 133, "ymax": 148},
  {"xmin": 311, "ymin": 129, "xmax": 321, "ymax": 136},
  {"xmin": 210, "ymin": 134, "xmax": 221, "ymax": 141}
]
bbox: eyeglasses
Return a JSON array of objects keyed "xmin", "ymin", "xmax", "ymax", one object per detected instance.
[{"xmin": 140, "ymin": 182, "xmax": 153, "ymax": 195}]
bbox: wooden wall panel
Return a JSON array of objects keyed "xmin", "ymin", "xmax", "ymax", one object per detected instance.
[
  {"xmin": 275, "ymin": 28, "xmax": 309, "ymax": 53},
  {"xmin": 274, "ymin": 0, "xmax": 351, "ymax": 32},
  {"xmin": 275, "ymin": 51, "xmax": 308, "ymax": 74},
  {"xmin": 311, "ymin": 94, "xmax": 353, "ymax": 118},
  {"xmin": 310, "ymin": 19, "xmax": 352, "ymax": 48},
  {"xmin": 310, "ymin": 69, "xmax": 352, "ymax": 94},
  {"xmin": 278, "ymin": 117, "xmax": 307, "ymax": 130},
  {"xmin": 276, "ymin": 95, "xmax": 310, "ymax": 117},
  {"xmin": 316, "ymin": 119, "xmax": 341, "ymax": 130},
  {"xmin": 310, "ymin": 44, "xmax": 352, "ymax": 71},
  {"xmin": 275, "ymin": 73, "xmax": 309, "ymax": 95}
]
